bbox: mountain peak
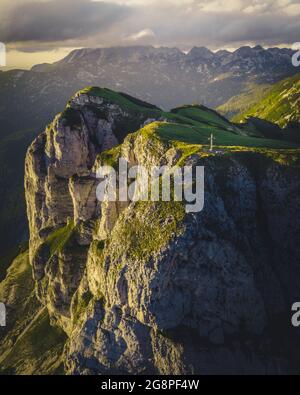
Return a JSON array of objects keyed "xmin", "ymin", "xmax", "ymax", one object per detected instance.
[
  {"xmin": 233, "ymin": 46, "xmax": 253, "ymax": 56},
  {"xmin": 253, "ymin": 45, "xmax": 264, "ymax": 51},
  {"xmin": 187, "ymin": 46, "xmax": 214, "ymax": 60}
]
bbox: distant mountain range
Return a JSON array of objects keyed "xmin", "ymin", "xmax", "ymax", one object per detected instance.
[
  {"xmin": 32, "ymin": 45, "xmax": 296, "ymax": 108},
  {"xmin": 0, "ymin": 45, "xmax": 298, "ymax": 139}
]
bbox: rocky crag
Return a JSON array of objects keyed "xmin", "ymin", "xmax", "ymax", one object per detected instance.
[{"xmin": 2, "ymin": 87, "xmax": 300, "ymax": 375}]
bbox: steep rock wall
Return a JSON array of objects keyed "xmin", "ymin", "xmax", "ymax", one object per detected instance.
[{"xmin": 25, "ymin": 91, "xmax": 300, "ymax": 374}]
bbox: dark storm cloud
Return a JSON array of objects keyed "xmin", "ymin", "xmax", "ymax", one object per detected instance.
[
  {"xmin": 146, "ymin": 7, "xmax": 300, "ymax": 48},
  {"xmin": 1, "ymin": 0, "xmax": 300, "ymax": 49},
  {"xmin": 0, "ymin": 0, "xmax": 131, "ymax": 43},
  {"xmin": 121, "ymin": 0, "xmax": 300, "ymax": 48}
]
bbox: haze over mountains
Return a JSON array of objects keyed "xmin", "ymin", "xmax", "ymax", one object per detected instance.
[
  {"xmin": 32, "ymin": 45, "xmax": 298, "ymax": 109},
  {"xmin": 33, "ymin": 45, "xmax": 296, "ymax": 110}
]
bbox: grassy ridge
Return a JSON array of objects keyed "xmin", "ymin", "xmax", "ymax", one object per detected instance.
[
  {"xmin": 233, "ymin": 73, "xmax": 300, "ymax": 127},
  {"xmin": 158, "ymin": 102, "xmax": 299, "ymax": 149},
  {"xmin": 217, "ymin": 82, "xmax": 272, "ymax": 119},
  {"xmin": 156, "ymin": 122, "xmax": 298, "ymax": 149},
  {"xmin": 74, "ymin": 87, "xmax": 161, "ymax": 114}
]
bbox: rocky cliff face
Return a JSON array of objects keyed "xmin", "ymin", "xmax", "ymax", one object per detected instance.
[
  {"xmin": 25, "ymin": 88, "xmax": 161, "ymax": 331},
  {"xmin": 24, "ymin": 88, "xmax": 300, "ymax": 374}
]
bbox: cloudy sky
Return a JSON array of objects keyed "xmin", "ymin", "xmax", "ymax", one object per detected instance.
[{"xmin": 1, "ymin": 0, "xmax": 300, "ymax": 69}]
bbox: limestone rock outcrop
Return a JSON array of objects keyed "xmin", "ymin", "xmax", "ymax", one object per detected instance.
[
  {"xmin": 25, "ymin": 88, "xmax": 161, "ymax": 330},
  {"xmin": 25, "ymin": 88, "xmax": 300, "ymax": 374}
]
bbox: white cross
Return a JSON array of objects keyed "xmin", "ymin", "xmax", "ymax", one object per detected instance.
[
  {"xmin": 208, "ymin": 133, "xmax": 215, "ymax": 151},
  {"xmin": 0, "ymin": 302, "xmax": 6, "ymax": 327},
  {"xmin": 0, "ymin": 43, "xmax": 6, "ymax": 67}
]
